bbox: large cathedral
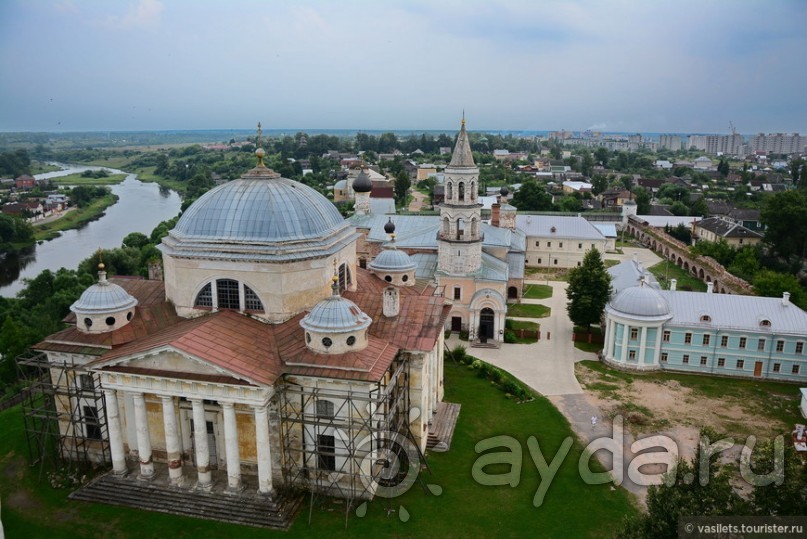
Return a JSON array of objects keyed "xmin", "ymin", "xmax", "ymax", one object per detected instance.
[{"xmin": 29, "ymin": 124, "xmax": 497, "ymax": 526}]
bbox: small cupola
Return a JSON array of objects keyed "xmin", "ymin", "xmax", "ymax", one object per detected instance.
[
  {"xmin": 70, "ymin": 263, "xmax": 138, "ymax": 334},
  {"xmin": 352, "ymin": 167, "xmax": 373, "ymax": 193},
  {"xmin": 368, "ymin": 219, "xmax": 417, "ymax": 287},
  {"xmin": 300, "ymin": 276, "xmax": 372, "ymax": 354}
]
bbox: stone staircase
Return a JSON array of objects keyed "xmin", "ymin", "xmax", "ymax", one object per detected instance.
[
  {"xmin": 427, "ymin": 402, "xmax": 461, "ymax": 451},
  {"xmin": 471, "ymin": 340, "xmax": 500, "ymax": 349},
  {"xmin": 69, "ymin": 471, "xmax": 303, "ymax": 529}
]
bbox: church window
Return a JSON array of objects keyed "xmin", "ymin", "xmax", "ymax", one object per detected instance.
[
  {"xmin": 347, "ymin": 336, "xmax": 356, "ymax": 346},
  {"xmin": 453, "ymin": 287, "xmax": 461, "ymax": 300},
  {"xmin": 535, "ymin": 241, "xmax": 540, "ymax": 247},
  {"xmin": 244, "ymin": 285, "xmax": 264, "ymax": 312},
  {"xmin": 760, "ymin": 319, "xmax": 771, "ymax": 328},
  {"xmin": 318, "ymin": 434, "xmax": 336, "ymax": 471},
  {"xmin": 359, "ymin": 258, "xmax": 367, "ymax": 269},
  {"xmin": 758, "ymin": 338, "xmax": 766, "ymax": 351},
  {"xmin": 537, "ymin": 258, "xmax": 542, "ymax": 264},
  {"xmin": 776, "ymin": 340, "xmax": 784, "ymax": 352},
  {"xmin": 458, "ymin": 182, "xmax": 465, "ymax": 202},
  {"xmin": 700, "ymin": 356, "xmax": 707, "ymax": 365},
  {"xmin": 195, "ymin": 283, "xmax": 213, "ymax": 308},
  {"xmin": 402, "ymin": 274, "xmax": 409, "ymax": 282},
  {"xmin": 84, "ymin": 317, "xmax": 93, "ymax": 328},
  {"xmin": 338, "ymin": 263, "xmax": 351, "ymax": 291},
  {"xmin": 126, "ymin": 312, "xmax": 133, "ymax": 321},
  {"xmin": 446, "ymin": 182, "xmax": 453, "ymax": 200},
  {"xmin": 773, "ymin": 362, "xmax": 780, "ymax": 373},
  {"xmin": 217, "ymin": 279, "xmax": 240, "ymax": 309},
  {"xmin": 682, "ymin": 354, "xmax": 689, "ymax": 364},
  {"xmin": 559, "ymin": 242, "xmax": 563, "ymax": 248},
  {"xmin": 702, "ymin": 334, "xmax": 710, "ymax": 346},
  {"xmin": 739, "ymin": 337, "xmax": 746, "ymax": 349},
  {"xmin": 796, "ymin": 342, "xmax": 804, "ymax": 354},
  {"xmin": 83, "ymin": 406, "xmax": 101, "ymax": 440},
  {"xmin": 684, "ymin": 332, "xmax": 692, "ymax": 344},
  {"xmin": 316, "ymin": 399, "xmax": 335, "ymax": 418},
  {"xmin": 700, "ymin": 315, "xmax": 711, "ymax": 322},
  {"xmin": 660, "ymin": 353, "xmax": 668, "ymax": 362},
  {"xmin": 105, "ymin": 316, "xmax": 116, "ymax": 327},
  {"xmin": 629, "ymin": 327, "xmax": 638, "ymax": 340},
  {"xmin": 718, "ymin": 358, "xmax": 725, "ymax": 367},
  {"xmin": 322, "ymin": 337, "xmax": 333, "ymax": 348},
  {"xmin": 385, "ymin": 275, "xmax": 392, "ymax": 282},
  {"xmin": 736, "ymin": 359, "xmax": 744, "ymax": 369},
  {"xmin": 443, "ymin": 217, "xmax": 450, "ymax": 236},
  {"xmin": 578, "ymin": 243, "xmax": 582, "ymax": 249},
  {"xmin": 306, "ymin": 332, "xmax": 311, "ymax": 343},
  {"xmin": 792, "ymin": 365, "xmax": 800, "ymax": 374},
  {"xmin": 662, "ymin": 330, "xmax": 670, "ymax": 342},
  {"xmin": 547, "ymin": 242, "xmax": 551, "ymax": 248},
  {"xmin": 554, "ymin": 259, "xmax": 558, "ymax": 265},
  {"xmin": 720, "ymin": 335, "xmax": 728, "ymax": 347}
]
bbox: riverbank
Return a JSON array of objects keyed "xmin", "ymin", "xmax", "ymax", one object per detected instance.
[
  {"xmin": 33, "ymin": 193, "xmax": 119, "ymax": 241},
  {"xmin": 73, "ymin": 157, "xmax": 188, "ymax": 194},
  {"xmin": 50, "ymin": 172, "xmax": 128, "ymax": 185}
]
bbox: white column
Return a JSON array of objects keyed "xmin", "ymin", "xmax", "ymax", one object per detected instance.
[
  {"xmin": 191, "ymin": 398, "xmax": 212, "ymax": 489},
  {"xmin": 104, "ymin": 389, "xmax": 127, "ymax": 476},
  {"xmin": 253, "ymin": 405, "xmax": 273, "ymax": 495},
  {"xmin": 608, "ymin": 319, "xmax": 617, "ymax": 358},
  {"xmin": 620, "ymin": 324, "xmax": 629, "ymax": 363},
  {"xmin": 131, "ymin": 392, "xmax": 154, "ymax": 479},
  {"xmin": 603, "ymin": 319, "xmax": 614, "ymax": 359},
  {"xmin": 160, "ymin": 396, "xmax": 184, "ymax": 486},
  {"xmin": 639, "ymin": 326, "xmax": 648, "ymax": 365},
  {"xmin": 654, "ymin": 325, "xmax": 664, "ymax": 365},
  {"xmin": 221, "ymin": 401, "xmax": 242, "ymax": 492}
]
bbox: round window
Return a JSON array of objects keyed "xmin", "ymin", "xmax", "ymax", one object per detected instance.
[
  {"xmin": 84, "ymin": 317, "xmax": 93, "ymax": 328},
  {"xmin": 402, "ymin": 274, "xmax": 409, "ymax": 282},
  {"xmin": 347, "ymin": 336, "xmax": 356, "ymax": 346},
  {"xmin": 105, "ymin": 316, "xmax": 116, "ymax": 326},
  {"xmin": 322, "ymin": 337, "xmax": 333, "ymax": 347},
  {"xmin": 385, "ymin": 275, "xmax": 392, "ymax": 282},
  {"xmin": 126, "ymin": 311, "xmax": 133, "ymax": 321}
]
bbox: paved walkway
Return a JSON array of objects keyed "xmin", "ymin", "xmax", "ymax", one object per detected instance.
[{"xmin": 447, "ymin": 263, "xmax": 663, "ymax": 501}]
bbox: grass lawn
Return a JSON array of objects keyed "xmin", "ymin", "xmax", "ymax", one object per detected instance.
[
  {"xmin": 647, "ymin": 260, "xmax": 707, "ymax": 292},
  {"xmin": 0, "ymin": 363, "xmax": 637, "ymax": 538},
  {"xmin": 505, "ymin": 319, "xmax": 540, "ymax": 344},
  {"xmin": 576, "ymin": 360, "xmax": 803, "ymax": 430},
  {"xmin": 33, "ymin": 194, "xmax": 119, "ymax": 241},
  {"xmin": 31, "ymin": 161, "xmax": 62, "ymax": 174},
  {"xmin": 50, "ymin": 172, "xmax": 127, "ymax": 185},
  {"xmin": 524, "ymin": 267, "xmax": 569, "ymax": 281},
  {"xmin": 572, "ymin": 326, "xmax": 603, "ymax": 354},
  {"xmin": 134, "ymin": 166, "xmax": 188, "ymax": 194},
  {"xmin": 603, "ymin": 259, "xmax": 620, "ymax": 268},
  {"xmin": 507, "ymin": 303, "xmax": 551, "ymax": 318},
  {"xmin": 522, "ymin": 284, "xmax": 553, "ymax": 300}
]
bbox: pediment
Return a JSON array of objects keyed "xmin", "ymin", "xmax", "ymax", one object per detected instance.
[{"xmin": 105, "ymin": 348, "xmax": 235, "ymax": 378}]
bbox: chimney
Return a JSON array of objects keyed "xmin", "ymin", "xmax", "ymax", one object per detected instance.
[
  {"xmin": 670, "ymin": 279, "xmax": 677, "ymax": 291},
  {"xmin": 491, "ymin": 203, "xmax": 501, "ymax": 228},
  {"xmin": 783, "ymin": 292, "xmax": 791, "ymax": 307},
  {"xmin": 707, "ymin": 282, "xmax": 713, "ymax": 294}
]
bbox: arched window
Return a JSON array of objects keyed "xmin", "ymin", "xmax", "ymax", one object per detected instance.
[
  {"xmin": 338, "ymin": 263, "xmax": 351, "ymax": 291},
  {"xmin": 700, "ymin": 315, "xmax": 711, "ymax": 323},
  {"xmin": 446, "ymin": 181, "xmax": 453, "ymax": 201},
  {"xmin": 456, "ymin": 218, "xmax": 465, "ymax": 240},
  {"xmin": 470, "ymin": 217, "xmax": 478, "ymax": 238},
  {"xmin": 316, "ymin": 399, "xmax": 335, "ymax": 418},
  {"xmin": 458, "ymin": 182, "xmax": 465, "ymax": 202},
  {"xmin": 443, "ymin": 217, "xmax": 450, "ymax": 236},
  {"xmin": 195, "ymin": 283, "xmax": 213, "ymax": 307},
  {"xmin": 194, "ymin": 279, "xmax": 264, "ymax": 313},
  {"xmin": 760, "ymin": 319, "xmax": 771, "ymax": 328},
  {"xmin": 470, "ymin": 181, "xmax": 475, "ymax": 201}
]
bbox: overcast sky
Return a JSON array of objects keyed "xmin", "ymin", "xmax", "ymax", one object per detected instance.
[{"xmin": 1, "ymin": 0, "xmax": 805, "ymax": 134}]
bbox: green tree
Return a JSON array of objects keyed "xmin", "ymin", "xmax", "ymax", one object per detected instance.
[
  {"xmin": 393, "ymin": 170, "xmax": 411, "ymax": 208},
  {"xmin": 726, "ymin": 246, "xmax": 760, "ymax": 281},
  {"xmin": 618, "ymin": 448, "xmax": 746, "ymax": 539},
  {"xmin": 752, "ymin": 270, "xmax": 807, "ymax": 309},
  {"xmin": 591, "ymin": 174, "xmax": 609, "ymax": 196},
  {"xmin": 510, "ymin": 179, "xmax": 552, "ymax": 211},
  {"xmin": 634, "ymin": 187, "xmax": 651, "ymax": 214},
  {"xmin": 566, "ymin": 248, "xmax": 612, "ymax": 332},
  {"xmin": 122, "ymin": 232, "xmax": 149, "ymax": 249},
  {"xmin": 555, "ymin": 196, "xmax": 581, "ymax": 212},
  {"xmin": 760, "ymin": 190, "xmax": 807, "ymax": 259},
  {"xmin": 594, "ymin": 147, "xmax": 610, "ymax": 166},
  {"xmin": 750, "ymin": 441, "xmax": 807, "ymax": 516}
]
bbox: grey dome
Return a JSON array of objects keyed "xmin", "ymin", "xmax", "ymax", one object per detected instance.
[
  {"xmin": 71, "ymin": 273, "xmax": 138, "ymax": 315},
  {"xmin": 609, "ymin": 285, "xmax": 670, "ymax": 318},
  {"xmin": 500, "ymin": 186, "xmax": 509, "ymax": 196},
  {"xmin": 173, "ymin": 172, "xmax": 345, "ymax": 243},
  {"xmin": 352, "ymin": 169, "xmax": 373, "ymax": 193},
  {"xmin": 300, "ymin": 292, "xmax": 372, "ymax": 333},
  {"xmin": 368, "ymin": 246, "xmax": 416, "ymax": 273}
]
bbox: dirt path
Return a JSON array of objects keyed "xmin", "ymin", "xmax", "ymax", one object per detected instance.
[{"xmin": 408, "ymin": 190, "xmax": 427, "ymax": 212}]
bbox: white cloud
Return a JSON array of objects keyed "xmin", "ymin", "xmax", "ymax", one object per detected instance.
[{"xmin": 96, "ymin": 0, "xmax": 163, "ymax": 29}]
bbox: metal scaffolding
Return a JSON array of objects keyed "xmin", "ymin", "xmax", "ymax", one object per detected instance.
[
  {"xmin": 17, "ymin": 350, "xmax": 110, "ymax": 480},
  {"xmin": 279, "ymin": 355, "xmax": 427, "ymax": 523}
]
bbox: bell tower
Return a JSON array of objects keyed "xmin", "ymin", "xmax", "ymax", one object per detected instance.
[{"xmin": 437, "ymin": 115, "xmax": 483, "ymax": 275}]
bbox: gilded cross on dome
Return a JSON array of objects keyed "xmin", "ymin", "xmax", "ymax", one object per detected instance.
[{"xmin": 255, "ymin": 121, "xmax": 266, "ymax": 167}]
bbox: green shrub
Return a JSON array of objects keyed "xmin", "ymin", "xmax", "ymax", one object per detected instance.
[
  {"xmin": 505, "ymin": 319, "xmax": 514, "ymax": 330},
  {"xmin": 504, "ymin": 330, "xmax": 517, "ymax": 343},
  {"xmin": 459, "ymin": 330, "xmax": 469, "ymax": 341}
]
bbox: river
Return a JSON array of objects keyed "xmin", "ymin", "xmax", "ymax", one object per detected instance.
[{"xmin": 0, "ymin": 164, "xmax": 182, "ymax": 297}]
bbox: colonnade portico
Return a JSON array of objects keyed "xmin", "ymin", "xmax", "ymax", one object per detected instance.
[{"xmin": 102, "ymin": 387, "xmax": 274, "ymax": 496}]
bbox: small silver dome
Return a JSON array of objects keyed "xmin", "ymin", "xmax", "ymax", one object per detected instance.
[
  {"xmin": 609, "ymin": 285, "xmax": 670, "ymax": 318},
  {"xmin": 300, "ymin": 288, "xmax": 372, "ymax": 333},
  {"xmin": 352, "ymin": 169, "xmax": 373, "ymax": 193},
  {"xmin": 368, "ymin": 246, "xmax": 416, "ymax": 273},
  {"xmin": 71, "ymin": 271, "xmax": 138, "ymax": 315}
]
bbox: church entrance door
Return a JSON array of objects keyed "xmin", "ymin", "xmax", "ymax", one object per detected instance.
[{"xmin": 479, "ymin": 308, "xmax": 495, "ymax": 342}]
